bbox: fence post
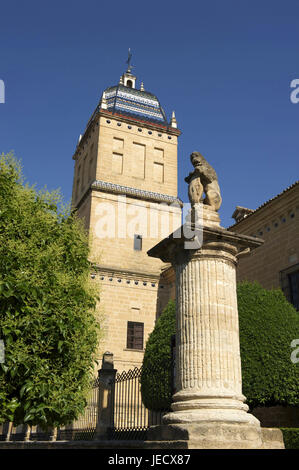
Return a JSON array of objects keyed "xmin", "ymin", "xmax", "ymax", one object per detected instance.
[
  {"xmin": 24, "ymin": 424, "xmax": 31, "ymax": 442},
  {"xmin": 94, "ymin": 351, "xmax": 117, "ymax": 440},
  {"xmin": 50, "ymin": 427, "xmax": 57, "ymax": 442},
  {"xmin": 4, "ymin": 422, "xmax": 13, "ymax": 442}
]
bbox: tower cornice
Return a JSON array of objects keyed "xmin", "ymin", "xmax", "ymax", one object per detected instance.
[
  {"xmin": 74, "ymin": 179, "xmax": 183, "ymax": 211},
  {"xmin": 73, "ymin": 108, "xmax": 181, "ymax": 160}
]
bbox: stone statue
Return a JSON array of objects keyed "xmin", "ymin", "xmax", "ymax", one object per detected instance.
[{"xmin": 185, "ymin": 151, "xmax": 222, "ymax": 211}]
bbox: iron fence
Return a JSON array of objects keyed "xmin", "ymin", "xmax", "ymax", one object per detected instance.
[
  {"xmin": 108, "ymin": 362, "xmax": 171, "ymax": 440},
  {"xmin": 0, "ymin": 359, "xmax": 174, "ymax": 442}
]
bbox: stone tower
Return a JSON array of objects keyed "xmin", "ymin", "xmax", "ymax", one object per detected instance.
[{"xmin": 71, "ymin": 60, "xmax": 182, "ymax": 371}]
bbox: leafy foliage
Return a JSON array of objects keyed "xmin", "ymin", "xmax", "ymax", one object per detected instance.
[
  {"xmin": 0, "ymin": 153, "xmax": 101, "ymax": 428},
  {"xmin": 141, "ymin": 282, "xmax": 299, "ymax": 411},
  {"xmin": 141, "ymin": 300, "xmax": 175, "ymax": 411},
  {"xmin": 280, "ymin": 428, "xmax": 299, "ymax": 449},
  {"xmin": 238, "ymin": 281, "xmax": 299, "ymax": 408}
]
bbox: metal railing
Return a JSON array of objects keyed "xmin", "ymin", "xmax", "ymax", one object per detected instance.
[
  {"xmin": 0, "ymin": 358, "xmax": 174, "ymax": 442},
  {"xmin": 108, "ymin": 363, "xmax": 171, "ymax": 440}
]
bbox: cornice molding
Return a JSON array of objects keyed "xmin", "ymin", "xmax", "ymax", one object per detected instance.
[
  {"xmin": 93, "ymin": 264, "xmax": 162, "ymax": 283},
  {"xmin": 73, "ymin": 107, "xmax": 181, "ymax": 159},
  {"xmin": 91, "ymin": 180, "xmax": 183, "ymax": 206}
]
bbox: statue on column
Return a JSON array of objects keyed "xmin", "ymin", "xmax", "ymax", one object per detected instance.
[
  {"xmin": 185, "ymin": 151, "xmax": 222, "ymax": 212},
  {"xmin": 147, "ymin": 150, "xmax": 284, "ymax": 448}
]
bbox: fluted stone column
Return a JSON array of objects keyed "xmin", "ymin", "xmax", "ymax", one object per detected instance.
[
  {"xmin": 165, "ymin": 241, "xmax": 257, "ymax": 426},
  {"xmin": 146, "ymin": 215, "xmax": 285, "ymax": 448}
]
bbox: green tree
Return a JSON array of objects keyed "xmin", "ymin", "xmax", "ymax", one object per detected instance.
[
  {"xmin": 141, "ymin": 282, "xmax": 299, "ymax": 411},
  {"xmin": 0, "ymin": 153, "xmax": 101, "ymax": 428},
  {"xmin": 238, "ymin": 281, "xmax": 299, "ymax": 408},
  {"xmin": 141, "ymin": 300, "xmax": 175, "ymax": 411}
]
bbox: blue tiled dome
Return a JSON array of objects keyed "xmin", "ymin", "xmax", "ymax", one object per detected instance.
[{"xmin": 103, "ymin": 84, "xmax": 168, "ymax": 125}]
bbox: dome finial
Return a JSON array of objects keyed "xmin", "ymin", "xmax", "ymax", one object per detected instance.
[
  {"xmin": 120, "ymin": 48, "xmax": 137, "ymax": 88},
  {"xmin": 126, "ymin": 48, "xmax": 133, "ymax": 73}
]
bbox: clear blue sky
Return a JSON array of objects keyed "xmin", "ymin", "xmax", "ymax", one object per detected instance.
[{"xmin": 1, "ymin": 0, "xmax": 298, "ymax": 227}]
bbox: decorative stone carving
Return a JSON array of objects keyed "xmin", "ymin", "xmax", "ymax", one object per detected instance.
[{"xmin": 185, "ymin": 152, "xmax": 222, "ymax": 211}]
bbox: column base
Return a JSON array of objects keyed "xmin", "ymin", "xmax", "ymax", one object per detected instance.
[
  {"xmin": 163, "ymin": 408, "xmax": 260, "ymax": 426},
  {"xmin": 167, "ymin": 392, "xmax": 259, "ymax": 426},
  {"xmin": 146, "ymin": 422, "xmax": 285, "ymax": 449}
]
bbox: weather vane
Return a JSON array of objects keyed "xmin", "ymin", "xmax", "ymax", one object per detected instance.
[{"xmin": 126, "ymin": 48, "xmax": 133, "ymax": 72}]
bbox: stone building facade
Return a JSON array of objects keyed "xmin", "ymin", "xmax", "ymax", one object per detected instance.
[
  {"xmin": 71, "ymin": 65, "xmax": 181, "ymax": 371},
  {"xmin": 229, "ymin": 181, "xmax": 299, "ymax": 310},
  {"xmin": 72, "ymin": 59, "xmax": 298, "ymax": 377}
]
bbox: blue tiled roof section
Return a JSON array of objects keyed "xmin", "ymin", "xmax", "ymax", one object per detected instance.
[
  {"xmin": 91, "ymin": 180, "xmax": 182, "ymax": 205},
  {"xmin": 104, "ymin": 85, "xmax": 168, "ymax": 125}
]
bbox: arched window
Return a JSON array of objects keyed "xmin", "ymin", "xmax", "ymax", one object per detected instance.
[{"xmin": 126, "ymin": 80, "xmax": 133, "ymax": 88}]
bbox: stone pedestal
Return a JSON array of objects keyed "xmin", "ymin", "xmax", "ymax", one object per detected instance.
[
  {"xmin": 147, "ymin": 209, "xmax": 284, "ymax": 449},
  {"xmin": 94, "ymin": 352, "xmax": 117, "ymax": 440},
  {"xmin": 186, "ymin": 203, "xmax": 221, "ymax": 229}
]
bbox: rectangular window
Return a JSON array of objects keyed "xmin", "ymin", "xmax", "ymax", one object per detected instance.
[
  {"xmin": 280, "ymin": 263, "xmax": 299, "ymax": 311},
  {"xmin": 154, "ymin": 147, "xmax": 164, "ymax": 159},
  {"xmin": 81, "ymin": 155, "xmax": 87, "ymax": 190},
  {"xmin": 113, "ymin": 137, "xmax": 124, "ymax": 151},
  {"xmin": 88, "ymin": 157, "xmax": 94, "ymax": 181},
  {"xmin": 133, "ymin": 142, "xmax": 145, "ymax": 179},
  {"xmin": 75, "ymin": 178, "xmax": 80, "ymax": 199},
  {"xmin": 127, "ymin": 322, "xmax": 144, "ymax": 350},
  {"xmin": 112, "ymin": 152, "xmax": 123, "ymax": 174},
  {"xmin": 134, "ymin": 234, "xmax": 142, "ymax": 251},
  {"xmin": 289, "ymin": 270, "xmax": 299, "ymax": 310},
  {"xmin": 75, "ymin": 164, "xmax": 81, "ymax": 198},
  {"xmin": 153, "ymin": 162, "xmax": 164, "ymax": 183}
]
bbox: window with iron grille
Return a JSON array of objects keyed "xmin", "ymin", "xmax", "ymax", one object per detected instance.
[
  {"xmin": 127, "ymin": 321, "xmax": 144, "ymax": 350},
  {"xmin": 289, "ymin": 270, "xmax": 299, "ymax": 310},
  {"xmin": 280, "ymin": 263, "xmax": 299, "ymax": 311},
  {"xmin": 134, "ymin": 234, "xmax": 142, "ymax": 251}
]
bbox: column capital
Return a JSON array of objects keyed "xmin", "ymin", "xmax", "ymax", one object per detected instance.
[{"xmin": 148, "ymin": 224, "xmax": 264, "ymax": 265}]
